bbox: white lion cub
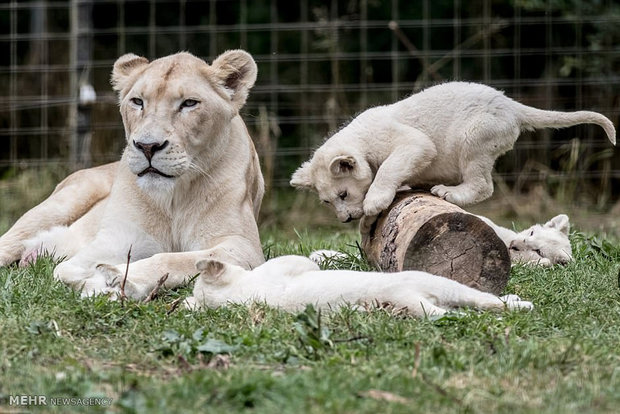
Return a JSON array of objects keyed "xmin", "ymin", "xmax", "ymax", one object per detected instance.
[
  {"xmin": 476, "ymin": 214, "xmax": 572, "ymax": 266},
  {"xmin": 185, "ymin": 255, "xmax": 533, "ymax": 317},
  {"xmin": 290, "ymin": 82, "xmax": 615, "ymax": 222},
  {"xmin": 309, "ymin": 214, "xmax": 573, "ymax": 268}
]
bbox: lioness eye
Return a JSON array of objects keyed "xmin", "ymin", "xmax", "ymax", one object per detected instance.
[
  {"xmin": 338, "ymin": 190, "xmax": 348, "ymax": 200},
  {"xmin": 181, "ymin": 99, "xmax": 198, "ymax": 109},
  {"xmin": 534, "ymin": 249, "xmax": 542, "ymax": 256},
  {"xmin": 130, "ymin": 97, "xmax": 143, "ymax": 107},
  {"xmin": 322, "ymin": 200, "xmax": 330, "ymax": 205}
]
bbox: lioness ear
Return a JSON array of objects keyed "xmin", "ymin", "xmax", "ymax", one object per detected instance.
[
  {"xmin": 329, "ymin": 155, "xmax": 357, "ymax": 176},
  {"xmin": 544, "ymin": 214, "xmax": 570, "ymax": 235},
  {"xmin": 211, "ymin": 49, "xmax": 258, "ymax": 111},
  {"xmin": 290, "ymin": 162, "xmax": 315, "ymax": 190},
  {"xmin": 111, "ymin": 53, "xmax": 149, "ymax": 96}
]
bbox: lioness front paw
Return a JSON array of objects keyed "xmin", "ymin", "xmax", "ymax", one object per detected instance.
[{"xmin": 363, "ymin": 190, "xmax": 395, "ymax": 217}]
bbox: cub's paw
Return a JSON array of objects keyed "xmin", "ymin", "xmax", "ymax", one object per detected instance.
[
  {"xmin": 431, "ymin": 184, "xmax": 456, "ymax": 201},
  {"xmin": 363, "ymin": 190, "xmax": 395, "ymax": 217},
  {"xmin": 500, "ymin": 294, "xmax": 534, "ymax": 311},
  {"xmin": 527, "ymin": 257, "xmax": 552, "ymax": 267},
  {"xmin": 359, "ymin": 215, "xmax": 378, "ymax": 235},
  {"xmin": 431, "ymin": 185, "xmax": 478, "ymax": 206}
]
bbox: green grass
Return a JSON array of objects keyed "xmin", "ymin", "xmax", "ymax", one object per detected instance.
[{"xmin": 1, "ymin": 230, "xmax": 619, "ymax": 413}]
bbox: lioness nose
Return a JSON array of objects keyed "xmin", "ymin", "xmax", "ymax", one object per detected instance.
[{"xmin": 133, "ymin": 140, "xmax": 169, "ymax": 161}]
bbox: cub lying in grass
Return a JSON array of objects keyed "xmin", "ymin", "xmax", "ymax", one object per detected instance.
[
  {"xmin": 310, "ymin": 214, "xmax": 572, "ymax": 267},
  {"xmin": 476, "ymin": 214, "xmax": 572, "ymax": 266},
  {"xmin": 185, "ymin": 255, "xmax": 533, "ymax": 317},
  {"xmin": 290, "ymin": 82, "xmax": 615, "ymax": 222}
]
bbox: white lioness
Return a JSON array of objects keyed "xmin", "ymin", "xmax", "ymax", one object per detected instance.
[
  {"xmin": 185, "ymin": 255, "xmax": 533, "ymax": 317},
  {"xmin": 0, "ymin": 50, "xmax": 265, "ymax": 298},
  {"xmin": 476, "ymin": 214, "xmax": 572, "ymax": 266},
  {"xmin": 290, "ymin": 82, "xmax": 616, "ymax": 222}
]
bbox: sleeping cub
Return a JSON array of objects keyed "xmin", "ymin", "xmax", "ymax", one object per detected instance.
[
  {"xmin": 185, "ymin": 255, "xmax": 533, "ymax": 317},
  {"xmin": 310, "ymin": 214, "xmax": 573, "ymax": 267},
  {"xmin": 477, "ymin": 214, "xmax": 572, "ymax": 266},
  {"xmin": 290, "ymin": 82, "xmax": 615, "ymax": 222}
]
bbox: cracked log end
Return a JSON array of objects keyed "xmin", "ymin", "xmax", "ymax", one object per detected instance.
[{"xmin": 361, "ymin": 191, "xmax": 510, "ymax": 295}]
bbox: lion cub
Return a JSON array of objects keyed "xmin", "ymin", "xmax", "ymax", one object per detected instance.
[
  {"xmin": 185, "ymin": 255, "xmax": 533, "ymax": 317},
  {"xmin": 290, "ymin": 82, "xmax": 615, "ymax": 222},
  {"xmin": 476, "ymin": 214, "xmax": 572, "ymax": 266}
]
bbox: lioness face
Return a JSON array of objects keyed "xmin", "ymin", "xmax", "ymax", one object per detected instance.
[
  {"xmin": 291, "ymin": 153, "xmax": 372, "ymax": 222},
  {"xmin": 111, "ymin": 51, "xmax": 257, "ymax": 190},
  {"xmin": 509, "ymin": 215, "xmax": 572, "ymax": 265}
]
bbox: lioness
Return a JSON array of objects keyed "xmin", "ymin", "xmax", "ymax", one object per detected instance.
[
  {"xmin": 185, "ymin": 255, "xmax": 533, "ymax": 316},
  {"xmin": 0, "ymin": 50, "xmax": 265, "ymax": 298},
  {"xmin": 290, "ymin": 82, "xmax": 615, "ymax": 222}
]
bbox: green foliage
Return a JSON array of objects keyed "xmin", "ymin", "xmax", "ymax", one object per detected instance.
[
  {"xmin": 293, "ymin": 305, "xmax": 333, "ymax": 360},
  {"xmin": 0, "ymin": 231, "xmax": 620, "ymax": 413}
]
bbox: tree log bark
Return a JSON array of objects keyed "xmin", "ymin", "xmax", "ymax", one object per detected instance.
[{"xmin": 361, "ymin": 191, "xmax": 510, "ymax": 295}]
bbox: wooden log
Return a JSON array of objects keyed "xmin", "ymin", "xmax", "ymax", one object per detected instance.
[{"xmin": 361, "ymin": 191, "xmax": 510, "ymax": 295}]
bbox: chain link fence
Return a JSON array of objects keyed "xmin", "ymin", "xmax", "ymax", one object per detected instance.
[{"xmin": 1, "ymin": 0, "xmax": 619, "ymax": 210}]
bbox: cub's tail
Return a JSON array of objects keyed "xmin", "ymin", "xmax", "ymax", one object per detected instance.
[{"xmin": 517, "ymin": 104, "xmax": 616, "ymax": 145}]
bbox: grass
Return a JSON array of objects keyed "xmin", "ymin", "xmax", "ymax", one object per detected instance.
[{"xmin": 0, "ymin": 229, "xmax": 619, "ymax": 413}]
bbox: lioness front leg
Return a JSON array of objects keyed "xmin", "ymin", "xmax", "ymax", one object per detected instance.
[
  {"xmin": 363, "ymin": 129, "xmax": 436, "ymax": 216},
  {"xmin": 93, "ymin": 235, "xmax": 265, "ymax": 300},
  {"xmin": 0, "ymin": 162, "xmax": 117, "ymax": 266}
]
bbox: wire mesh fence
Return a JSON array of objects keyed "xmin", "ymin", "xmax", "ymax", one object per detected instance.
[{"xmin": 1, "ymin": 0, "xmax": 619, "ymax": 205}]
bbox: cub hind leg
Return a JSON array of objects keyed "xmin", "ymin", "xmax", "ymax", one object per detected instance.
[
  {"xmin": 434, "ymin": 278, "xmax": 534, "ymax": 312},
  {"xmin": 431, "ymin": 117, "xmax": 519, "ymax": 206}
]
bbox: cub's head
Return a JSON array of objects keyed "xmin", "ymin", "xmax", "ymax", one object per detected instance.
[
  {"xmin": 194, "ymin": 259, "xmax": 246, "ymax": 287},
  {"xmin": 111, "ymin": 50, "xmax": 257, "ymax": 190},
  {"xmin": 290, "ymin": 150, "xmax": 373, "ymax": 222},
  {"xmin": 509, "ymin": 214, "xmax": 573, "ymax": 266}
]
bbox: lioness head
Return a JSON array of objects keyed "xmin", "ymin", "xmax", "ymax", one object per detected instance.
[
  {"xmin": 509, "ymin": 214, "xmax": 573, "ymax": 266},
  {"xmin": 290, "ymin": 150, "xmax": 373, "ymax": 222},
  {"xmin": 111, "ymin": 50, "xmax": 257, "ymax": 191}
]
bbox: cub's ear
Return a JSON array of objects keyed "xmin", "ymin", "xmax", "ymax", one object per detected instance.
[
  {"xmin": 544, "ymin": 214, "xmax": 570, "ymax": 235},
  {"xmin": 329, "ymin": 155, "xmax": 357, "ymax": 176},
  {"xmin": 210, "ymin": 49, "xmax": 258, "ymax": 111},
  {"xmin": 111, "ymin": 53, "xmax": 149, "ymax": 96},
  {"xmin": 290, "ymin": 162, "xmax": 315, "ymax": 190},
  {"xmin": 195, "ymin": 259, "xmax": 227, "ymax": 281}
]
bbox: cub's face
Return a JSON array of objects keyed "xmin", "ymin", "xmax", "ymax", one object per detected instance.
[
  {"xmin": 291, "ymin": 153, "xmax": 373, "ymax": 223},
  {"xmin": 111, "ymin": 51, "xmax": 257, "ymax": 190},
  {"xmin": 509, "ymin": 215, "xmax": 573, "ymax": 265}
]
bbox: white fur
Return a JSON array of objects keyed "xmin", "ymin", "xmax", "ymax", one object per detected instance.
[
  {"xmin": 291, "ymin": 82, "xmax": 615, "ymax": 222},
  {"xmin": 312, "ymin": 213, "xmax": 572, "ymax": 267},
  {"xmin": 308, "ymin": 249, "xmax": 349, "ymax": 265},
  {"xmin": 186, "ymin": 255, "xmax": 533, "ymax": 317},
  {"xmin": 476, "ymin": 214, "xmax": 572, "ymax": 266}
]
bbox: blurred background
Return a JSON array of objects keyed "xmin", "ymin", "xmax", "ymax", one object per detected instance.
[{"xmin": 0, "ymin": 0, "xmax": 619, "ymax": 236}]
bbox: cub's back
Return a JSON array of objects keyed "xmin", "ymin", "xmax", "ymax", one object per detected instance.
[{"xmin": 392, "ymin": 82, "xmax": 519, "ymax": 140}]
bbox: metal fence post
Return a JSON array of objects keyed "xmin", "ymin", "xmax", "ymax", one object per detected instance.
[{"xmin": 70, "ymin": 0, "xmax": 94, "ymax": 170}]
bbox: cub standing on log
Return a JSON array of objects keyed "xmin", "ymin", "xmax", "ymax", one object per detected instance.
[{"xmin": 290, "ymin": 82, "xmax": 616, "ymax": 222}]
